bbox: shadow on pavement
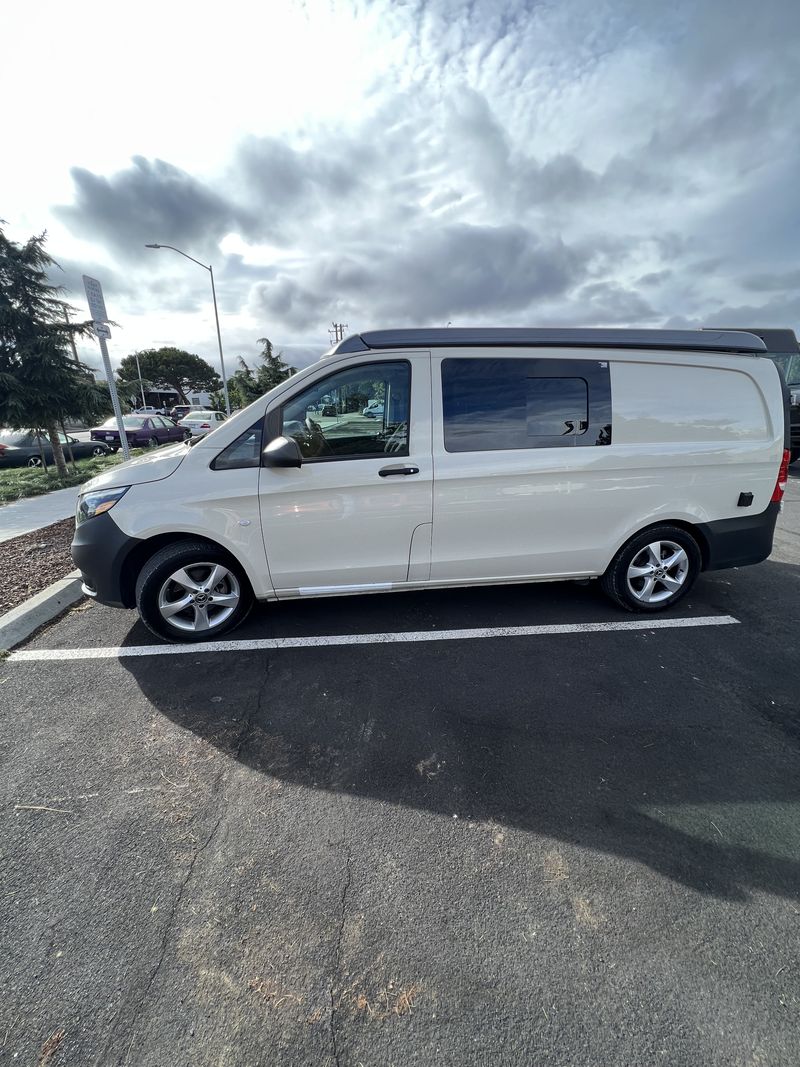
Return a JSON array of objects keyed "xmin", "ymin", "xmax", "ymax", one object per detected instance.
[{"xmin": 121, "ymin": 558, "xmax": 800, "ymax": 904}]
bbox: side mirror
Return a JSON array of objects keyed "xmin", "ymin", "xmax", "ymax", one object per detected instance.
[{"xmin": 262, "ymin": 435, "xmax": 303, "ymax": 469}]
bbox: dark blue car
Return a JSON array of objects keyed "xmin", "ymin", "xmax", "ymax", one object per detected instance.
[{"xmin": 0, "ymin": 429, "xmax": 111, "ymax": 468}]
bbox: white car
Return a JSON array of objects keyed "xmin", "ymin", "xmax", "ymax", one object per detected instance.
[
  {"xmin": 178, "ymin": 410, "xmax": 228, "ymax": 438},
  {"xmin": 72, "ymin": 327, "xmax": 789, "ymax": 643},
  {"xmin": 362, "ymin": 399, "xmax": 384, "ymax": 418}
]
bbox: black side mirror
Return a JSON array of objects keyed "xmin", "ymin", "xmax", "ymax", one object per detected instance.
[{"xmin": 262, "ymin": 435, "xmax": 303, "ymax": 468}]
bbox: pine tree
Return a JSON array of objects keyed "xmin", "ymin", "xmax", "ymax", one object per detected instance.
[{"xmin": 0, "ymin": 224, "xmax": 103, "ymax": 477}]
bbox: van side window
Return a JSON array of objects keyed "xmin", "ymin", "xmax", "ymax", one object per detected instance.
[
  {"xmin": 211, "ymin": 422, "xmax": 263, "ymax": 470},
  {"xmin": 526, "ymin": 378, "xmax": 588, "ymax": 436},
  {"xmin": 441, "ymin": 357, "xmax": 611, "ymax": 452},
  {"xmin": 280, "ymin": 361, "xmax": 410, "ymax": 461}
]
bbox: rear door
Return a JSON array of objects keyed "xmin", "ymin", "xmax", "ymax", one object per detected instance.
[{"xmin": 259, "ymin": 354, "xmax": 433, "ymax": 595}]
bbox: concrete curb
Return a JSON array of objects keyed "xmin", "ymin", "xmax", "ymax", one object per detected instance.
[{"xmin": 0, "ymin": 570, "xmax": 84, "ymax": 652}]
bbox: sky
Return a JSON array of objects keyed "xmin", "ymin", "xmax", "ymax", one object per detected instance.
[{"xmin": 3, "ymin": 0, "xmax": 800, "ymax": 380}]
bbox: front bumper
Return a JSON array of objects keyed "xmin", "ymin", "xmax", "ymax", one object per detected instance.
[{"xmin": 71, "ymin": 512, "xmax": 141, "ymax": 608}]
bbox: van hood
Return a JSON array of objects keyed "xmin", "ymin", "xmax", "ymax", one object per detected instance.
[{"xmin": 80, "ymin": 442, "xmax": 189, "ymax": 494}]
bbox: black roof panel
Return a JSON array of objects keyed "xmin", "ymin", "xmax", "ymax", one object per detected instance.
[{"xmin": 328, "ymin": 327, "xmax": 767, "ymax": 355}]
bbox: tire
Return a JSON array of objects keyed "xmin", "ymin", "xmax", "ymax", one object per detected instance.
[
  {"xmin": 135, "ymin": 540, "xmax": 253, "ymax": 643},
  {"xmin": 27, "ymin": 456, "xmax": 43, "ymax": 468},
  {"xmin": 600, "ymin": 524, "xmax": 702, "ymax": 613},
  {"xmin": 91, "ymin": 445, "xmax": 107, "ymax": 457},
  {"xmin": 147, "ymin": 436, "xmax": 159, "ymax": 449}
]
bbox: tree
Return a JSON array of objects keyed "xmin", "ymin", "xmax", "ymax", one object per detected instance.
[
  {"xmin": 228, "ymin": 337, "xmax": 296, "ymax": 408},
  {"xmin": 116, "ymin": 347, "xmax": 221, "ymax": 404},
  {"xmin": 0, "ymin": 224, "xmax": 107, "ymax": 476}
]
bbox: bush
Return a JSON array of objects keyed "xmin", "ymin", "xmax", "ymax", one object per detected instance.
[{"xmin": 0, "ymin": 450, "xmax": 146, "ymax": 503}]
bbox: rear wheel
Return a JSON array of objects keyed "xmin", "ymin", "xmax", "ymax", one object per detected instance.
[
  {"xmin": 601, "ymin": 525, "xmax": 701, "ymax": 613},
  {"xmin": 135, "ymin": 540, "xmax": 253, "ymax": 642},
  {"xmin": 147, "ymin": 436, "xmax": 159, "ymax": 449}
]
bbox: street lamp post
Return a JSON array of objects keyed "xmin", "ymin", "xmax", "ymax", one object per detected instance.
[
  {"xmin": 133, "ymin": 351, "xmax": 147, "ymax": 410},
  {"xmin": 144, "ymin": 244, "xmax": 231, "ymax": 414}
]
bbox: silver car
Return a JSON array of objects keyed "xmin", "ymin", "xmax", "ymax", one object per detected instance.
[{"xmin": 178, "ymin": 410, "xmax": 228, "ymax": 438}]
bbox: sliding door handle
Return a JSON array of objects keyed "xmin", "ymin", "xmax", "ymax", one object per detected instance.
[{"xmin": 378, "ymin": 465, "xmax": 420, "ymax": 477}]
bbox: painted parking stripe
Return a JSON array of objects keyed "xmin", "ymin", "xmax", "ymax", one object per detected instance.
[{"xmin": 7, "ymin": 614, "xmax": 739, "ymax": 662}]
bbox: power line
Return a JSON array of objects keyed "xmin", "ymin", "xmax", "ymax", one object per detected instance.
[{"xmin": 328, "ymin": 321, "xmax": 348, "ymax": 346}]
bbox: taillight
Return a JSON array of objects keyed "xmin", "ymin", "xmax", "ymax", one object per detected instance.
[
  {"xmin": 771, "ymin": 449, "xmax": 790, "ymax": 503},
  {"xmin": 0, "ymin": 444, "xmax": 6, "ymax": 455},
  {"xmin": 200, "ymin": 423, "xmax": 210, "ymax": 429}
]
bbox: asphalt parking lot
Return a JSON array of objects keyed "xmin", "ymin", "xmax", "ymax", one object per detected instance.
[{"xmin": 2, "ymin": 470, "xmax": 799, "ymax": 1067}]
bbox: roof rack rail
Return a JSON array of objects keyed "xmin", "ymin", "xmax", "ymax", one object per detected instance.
[{"xmin": 326, "ymin": 327, "xmax": 766, "ymax": 356}]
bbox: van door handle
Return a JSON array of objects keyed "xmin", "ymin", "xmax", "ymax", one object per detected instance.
[{"xmin": 378, "ymin": 465, "xmax": 419, "ymax": 477}]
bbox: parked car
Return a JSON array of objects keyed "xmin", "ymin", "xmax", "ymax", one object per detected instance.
[
  {"xmin": 90, "ymin": 415, "xmax": 190, "ymax": 451},
  {"xmin": 362, "ymin": 400, "xmax": 384, "ymax": 418},
  {"xmin": 169, "ymin": 404, "xmax": 205, "ymax": 421},
  {"xmin": 0, "ymin": 429, "xmax": 111, "ymax": 468},
  {"xmin": 178, "ymin": 410, "xmax": 228, "ymax": 438},
  {"xmin": 133, "ymin": 405, "xmax": 166, "ymax": 416},
  {"xmin": 72, "ymin": 327, "xmax": 789, "ymax": 643}
]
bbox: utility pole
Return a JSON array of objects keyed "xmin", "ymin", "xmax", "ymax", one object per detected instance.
[{"xmin": 328, "ymin": 322, "xmax": 349, "ymax": 346}]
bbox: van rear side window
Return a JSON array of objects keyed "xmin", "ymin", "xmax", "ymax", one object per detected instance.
[{"xmin": 441, "ymin": 357, "xmax": 611, "ymax": 452}]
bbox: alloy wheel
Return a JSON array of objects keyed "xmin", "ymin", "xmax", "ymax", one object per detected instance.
[
  {"xmin": 157, "ymin": 563, "xmax": 241, "ymax": 633},
  {"xmin": 626, "ymin": 540, "xmax": 690, "ymax": 604}
]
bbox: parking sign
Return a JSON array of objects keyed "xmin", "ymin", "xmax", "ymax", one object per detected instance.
[{"xmin": 82, "ymin": 275, "xmax": 109, "ymax": 324}]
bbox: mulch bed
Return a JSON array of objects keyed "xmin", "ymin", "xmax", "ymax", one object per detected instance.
[{"xmin": 0, "ymin": 518, "xmax": 76, "ymax": 616}]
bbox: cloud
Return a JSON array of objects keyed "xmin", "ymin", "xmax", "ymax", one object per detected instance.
[
  {"xmin": 248, "ymin": 222, "xmax": 585, "ymax": 330},
  {"xmin": 54, "ymin": 156, "xmax": 251, "ymax": 260},
  {"xmin": 46, "ymin": 0, "xmax": 800, "ymax": 351},
  {"xmin": 742, "ymin": 269, "xmax": 800, "ymax": 293}
]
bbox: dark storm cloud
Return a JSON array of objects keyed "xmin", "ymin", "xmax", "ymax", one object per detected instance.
[
  {"xmin": 249, "ymin": 222, "xmax": 585, "ymax": 330},
  {"xmin": 742, "ymin": 269, "xmax": 800, "ymax": 293},
  {"xmin": 233, "ymin": 136, "xmax": 363, "ymax": 241},
  {"xmin": 54, "ymin": 156, "xmax": 252, "ymax": 259}
]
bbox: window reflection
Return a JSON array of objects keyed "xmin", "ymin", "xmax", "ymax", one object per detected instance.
[{"xmin": 281, "ymin": 362, "xmax": 410, "ymax": 460}]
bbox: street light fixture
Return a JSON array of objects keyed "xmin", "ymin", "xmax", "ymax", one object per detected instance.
[{"xmin": 144, "ymin": 243, "xmax": 231, "ymax": 414}]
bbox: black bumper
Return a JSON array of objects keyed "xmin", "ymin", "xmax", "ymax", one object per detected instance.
[
  {"xmin": 71, "ymin": 512, "xmax": 141, "ymax": 608},
  {"xmin": 697, "ymin": 501, "xmax": 780, "ymax": 571}
]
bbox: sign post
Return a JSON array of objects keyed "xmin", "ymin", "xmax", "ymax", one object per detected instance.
[{"xmin": 82, "ymin": 276, "xmax": 130, "ymax": 461}]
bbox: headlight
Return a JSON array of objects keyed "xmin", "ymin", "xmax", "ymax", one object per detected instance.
[{"xmin": 76, "ymin": 486, "xmax": 130, "ymax": 526}]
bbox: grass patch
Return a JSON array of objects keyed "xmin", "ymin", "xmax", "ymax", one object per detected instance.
[{"xmin": 0, "ymin": 450, "xmax": 146, "ymax": 503}]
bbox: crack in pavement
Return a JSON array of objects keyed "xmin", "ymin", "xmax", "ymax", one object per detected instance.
[
  {"xmin": 235, "ymin": 655, "xmax": 270, "ymax": 763},
  {"xmin": 328, "ymin": 838, "xmax": 352, "ymax": 1067},
  {"xmin": 120, "ymin": 810, "xmax": 224, "ymax": 1065},
  {"xmin": 103, "ymin": 667, "xmax": 270, "ymax": 1066}
]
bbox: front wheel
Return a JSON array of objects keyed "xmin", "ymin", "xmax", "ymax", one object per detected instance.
[
  {"xmin": 600, "ymin": 525, "xmax": 701, "ymax": 613},
  {"xmin": 135, "ymin": 540, "xmax": 253, "ymax": 642},
  {"xmin": 27, "ymin": 456, "xmax": 43, "ymax": 468},
  {"xmin": 91, "ymin": 445, "xmax": 107, "ymax": 457},
  {"xmin": 147, "ymin": 436, "xmax": 159, "ymax": 449}
]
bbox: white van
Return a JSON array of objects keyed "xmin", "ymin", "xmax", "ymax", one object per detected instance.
[{"xmin": 72, "ymin": 328, "xmax": 790, "ymax": 642}]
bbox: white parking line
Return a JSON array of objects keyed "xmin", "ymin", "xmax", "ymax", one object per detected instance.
[{"xmin": 7, "ymin": 614, "xmax": 739, "ymax": 662}]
